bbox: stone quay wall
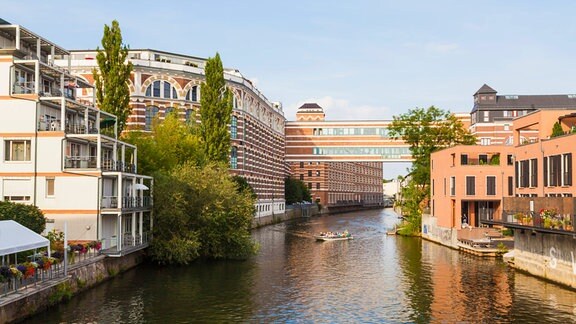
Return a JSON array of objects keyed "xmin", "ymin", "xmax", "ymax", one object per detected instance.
[
  {"xmin": 513, "ymin": 230, "xmax": 576, "ymax": 289},
  {"xmin": 0, "ymin": 251, "xmax": 146, "ymax": 323}
]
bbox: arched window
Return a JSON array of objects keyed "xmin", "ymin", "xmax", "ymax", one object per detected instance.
[
  {"xmin": 146, "ymin": 80, "xmax": 177, "ymax": 99},
  {"xmin": 230, "ymin": 146, "xmax": 238, "ymax": 169},
  {"xmin": 230, "ymin": 115, "xmax": 237, "ymax": 139},
  {"xmin": 145, "ymin": 106, "xmax": 159, "ymax": 131},
  {"xmin": 185, "ymin": 86, "xmax": 199, "ymax": 102}
]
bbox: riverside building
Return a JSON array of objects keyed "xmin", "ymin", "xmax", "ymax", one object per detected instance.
[
  {"xmin": 0, "ymin": 20, "xmax": 152, "ymax": 255},
  {"xmin": 285, "ymin": 103, "xmax": 399, "ymax": 208},
  {"xmin": 55, "ymin": 49, "xmax": 286, "ymax": 218},
  {"xmin": 470, "ymin": 84, "xmax": 576, "ymax": 146}
]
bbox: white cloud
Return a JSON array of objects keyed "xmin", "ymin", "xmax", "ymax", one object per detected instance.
[{"xmin": 285, "ymin": 96, "xmax": 393, "ymax": 121}]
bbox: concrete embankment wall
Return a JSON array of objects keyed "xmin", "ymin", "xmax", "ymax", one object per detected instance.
[
  {"xmin": 252, "ymin": 205, "xmax": 320, "ymax": 228},
  {"xmin": 513, "ymin": 230, "xmax": 576, "ymax": 289},
  {"xmin": 421, "ymin": 214, "xmax": 459, "ymax": 249},
  {"xmin": 0, "ymin": 251, "xmax": 146, "ymax": 323}
]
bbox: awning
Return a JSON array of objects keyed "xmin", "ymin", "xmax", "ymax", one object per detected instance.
[
  {"xmin": 0, "ymin": 220, "xmax": 49, "ymax": 256},
  {"xmin": 134, "ymin": 183, "xmax": 149, "ymax": 190}
]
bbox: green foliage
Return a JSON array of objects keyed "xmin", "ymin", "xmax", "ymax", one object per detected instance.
[
  {"xmin": 284, "ymin": 177, "xmax": 312, "ymax": 204},
  {"xmin": 388, "ymin": 107, "xmax": 475, "ymax": 235},
  {"xmin": 124, "ymin": 112, "xmax": 205, "ymax": 175},
  {"xmin": 49, "ymin": 282, "xmax": 73, "ymax": 304},
  {"xmin": 551, "ymin": 121, "xmax": 564, "ymax": 138},
  {"xmin": 0, "ymin": 201, "xmax": 46, "ymax": 233},
  {"xmin": 231, "ymin": 175, "xmax": 257, "ymax": 199},
  {"xmin": 149, "ymin": 162, "xmax": 258, "ymax": 264},
  {"xmin": 93, "ymin": 20, "xmax": 133, "ymax": 134},
  {"xmin": 489, "ymin": 154, "xmax": 500, "ymax": 165},
  {"xmin": 200, "ymin": 53, "xmax": 233, "ymax": 163}
]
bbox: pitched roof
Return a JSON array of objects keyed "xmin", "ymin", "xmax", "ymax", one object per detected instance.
[
  {"xmin": 474, "ymin": 84, "xmax": 497, "ymax": 95},
  {"xmin": 299, "ymin": 103, "xmax": 322, "ymax": 109},
  {"xmin": 478, "ymin": 94, "xmax": 576, "ymax": 110}
]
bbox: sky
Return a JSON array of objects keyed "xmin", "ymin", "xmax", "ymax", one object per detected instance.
[{"xmin": 4, "ymin": 1, "xmax": 576, "ymax": 177}]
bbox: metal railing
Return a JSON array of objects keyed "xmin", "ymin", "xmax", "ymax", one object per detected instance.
[
  {"xmin": 101, "ymin": 196, "xmax": 152, "ymax": 209},
  {"xmin": 64, "ymin": 156, "xmax": 97, "ymax": 169},
  {"xmin": 1, "ymin": 260, "xmax": 64, "ymax": 299},
  {"xmin": 482, "ymin": 210, "xmax": 576, "ymax": 233},
  {"xmin": 102, "ymin": 159, "xmax": 136, "ymax": 173}
]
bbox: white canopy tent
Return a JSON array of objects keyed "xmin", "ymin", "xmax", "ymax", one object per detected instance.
[{"xmin": 0, "ymin": 220, "xmax": 49, "ymax": 257}]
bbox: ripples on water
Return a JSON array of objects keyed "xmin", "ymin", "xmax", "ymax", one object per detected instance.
[{"xmin": 28, "ymin": 209, "xmax": 576, "ymax": 323}]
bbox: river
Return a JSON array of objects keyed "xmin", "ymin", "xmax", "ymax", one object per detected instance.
[{"xmin": 27, "ymin": 209, "xmax": 576, "ymax": 323}]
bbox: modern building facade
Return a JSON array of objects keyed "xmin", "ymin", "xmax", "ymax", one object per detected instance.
[
  {"xmin": 0, "ymin": 21, "xmax": 152, "ymax": 255},
  {"xmin": 286, "ymin": 104, "xmax": 386, "ymax": 207},
  {"xmin": 55, "ymin": 49, "xmax": 286, "ymax": 217},
  {"xmin": 470, "ymin": 84, "xmax": 576, "ymax": 146}
]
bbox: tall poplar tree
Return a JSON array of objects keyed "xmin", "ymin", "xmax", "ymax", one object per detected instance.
[
  {"xmin": 93, "ymin": 20, "xmax": 133, "ymax": 134},
  {"xmin": 200, "ymin": 53, "xmax": 233, "ymax": 163}
]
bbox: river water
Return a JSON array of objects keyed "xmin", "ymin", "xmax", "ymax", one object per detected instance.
[{"xmin": 29, "ymin": 209, "xmax": 576, "ymax": 323}]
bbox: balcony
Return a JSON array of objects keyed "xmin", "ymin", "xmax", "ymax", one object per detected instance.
[
  {"xmin": 101, "ymin": 196, "xmax": 152, "ymax": 209},
  {"xmin": 102, "ymin": 159, "xmax": 136, "ymax": 173},
  {"xmin": 64, "ymin": 155, "xmax": 97, "ymax": 169},
  {"xmin": 66, "ymin": 124, "xmax": 99, "ymax": 135},
  {"xmin": 481, "ymin": 210, "xmax": 576, "ymax": 235},
  {"xmin": 101, "ymin": 232, "xmax": 150, "ymax": 257}
]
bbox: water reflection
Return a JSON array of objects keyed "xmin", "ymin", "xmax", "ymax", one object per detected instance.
[{"xmin": 27, "ymin": 209, "xmax": 576, "ymax": 323}]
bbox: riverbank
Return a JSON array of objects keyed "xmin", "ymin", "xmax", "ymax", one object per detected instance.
[{"xmin": 0, "ymin": 251, "xmax": 145, "ymax": 323}]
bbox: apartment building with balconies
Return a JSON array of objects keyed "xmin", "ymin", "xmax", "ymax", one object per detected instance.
[{"xmin": 0, "ymin": 20, "xmax": 152, "ymax": 256}]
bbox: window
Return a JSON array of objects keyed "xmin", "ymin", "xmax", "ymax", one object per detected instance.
[
  {"xmin": 163, "ymin": 81, "xmax": 171, "ymax": 98},
  {"xmin": 46, "ymin": 178, "xmax": 55, "ymax": 197},
  {"xmin": 308, "ymin": 170, "xmax": 312, "ymax": 177},
  {"xmin": 152, "ymin": 81, "xmax": 160, "ymax": 97},
  {"xmin": 504, "ymin": 124, "xmax": 510, "ymax": 131},
  {"xmin": 548, "ymin": 155, "xmax": 562, "ymax": 187},
  {"xmin": 563, "ymin": 153, "xmax": 572, "ymax": 186},
  {"xmin": 186, "ymin": 86, "xmax": 199, "ymax": 102},
  {"xmin": 185, "ymin": 109, "xmax": 193, "ymax": 123},
  {"xmin": 230, "ymin": 147, "xmax": 237, "ymax": 169},
  {"xmin": 316, "ymin": 171, "xmax": 320, "ymax": 176},
  {"xmin": 479, "ymin": 154, "xmax": 488, "ymax": 164},
  {"xmin": 460, "ymin": 154, "xmax": 468, "ymax": 165},
  {"xmin": 519, "ymin": 160, "xmax": 530, "ymax": 188},
  {"xmin": 299, "ymin": 174, "xmax": 304, "ymax": 180},
  {"xmin": 230, "ymin": 116, "xmax": 237, "ymax": 139},
  {"xmin": 299, "ymin": 162, "xmax": 304, "ymax": 168},
  {"xmin": 432, "ymin": 179, "xmax": 435, "ymax": 195},
  {"xmin": 466, "ymin": 176, "xmax": 475, "ymax": 195},
  {"xmin": 507, "ymin": 155, "xmax": 514, "ymax": 165},
  {"xmin": 450, "ymin": 176, "xmax": 455, "ymax": 196},
  {"xmin": 164, "ymin": 107, "xmax": 173, "ymax": 117},
  {"xmin": 146, "ymin": 80, "xmax": 177, "ymax": 99},
  {"xmin": 483, "ymin": 111, "xmax": 489, "ymax": 122},
  {"xmin": 486, "ymin": 176, "xmax": 496, "ymax": 195},
  {"xmin": 530, "ymin": 158, "xmax": 538, "ymax": 187},
  {"xmin": 508, "ymin": 176, "xmax": 513, "ymax": 196},
  {"xmin": 316, "ymin": 183, "xmax": 320, "ymax": 190},
  {"xmin": 308, "ymin": 183, "xmax": 312, "ymax": 189},
  {"xmin": 145, "ymin": 106, "xmax": 159, "ymax": 131},
  {"xmin": 4, "ymin": 140, "xmax": 31, "ymax": 161},
  {"xmin": 480, "ymin": 138, "xmax": 491, "ymax": 146}
]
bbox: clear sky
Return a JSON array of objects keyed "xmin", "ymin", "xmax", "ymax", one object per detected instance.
[{"xmin": 4, "ymin": 1, "xmax": 576, "ymax": 177}]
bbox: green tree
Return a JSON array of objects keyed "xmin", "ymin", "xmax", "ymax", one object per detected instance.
[
  {"xmin": 551, "ymin": 121, "xmax": 564, "ymax": 138},
  {"xmin": 200, "ymin": 53, "xmax": 233, "ymax": 163},
  {"xmin": 0, "ymin": 201, "xmax": 46, "ymax": 234},
  {"xmin": 124, "ymin": 112, "xmax": 205, "ymax": 176},
  {"xmin": 284, "ymin": 177, "xmax": 312, "ymax": 204},
  {"xmin": 93, "ymin": 20, "xmax": 133, "ymax": 134},
  {"xmin": 149, "ymin": 162, "xmax": 258, "ymax": 264},
  {"xmin": 231, "ymin": 175, "xmax": 257, "ymax": 199},
  {"xmin": 389, "ymin": 106, "xmax": 475, "ymax": 235}
]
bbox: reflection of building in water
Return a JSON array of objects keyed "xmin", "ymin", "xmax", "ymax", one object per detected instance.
[{"xmin": 423, "ymin": 242, "xmax": 513, "ymax": 322}]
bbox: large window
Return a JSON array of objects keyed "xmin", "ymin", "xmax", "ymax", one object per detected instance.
[
  {"xmin": 530, "ymin": 158, "xmax": 538, "ymax": 187},
  {"xmin": 230, "ymin": 116, "xmax": 237, "ymax": 139},
  {"xmin": 466, "ymin": 176, "xmax": 475, "ymax": 195},
  {"xmin": 548, "ymin": 155, "xmax": 562, "ymax": 187},
  {"xmin": 230, "ymin": 146, "xmax": 237, "ymax": 169},
  {"xmin": 563, "ymin": 153, "xmax": 572, "ymax": 186},
  {"xmin": 4, "ymin": 140, "xmax": 31, "ymax": 161},
  {"xmin": 146, "ymin": 80, "xmax": 178, "ymax": 99},
  {"xmin": 145, "ymin": 106, "xmax": 159, "ymax": 131},
  {"xmin": 450, "ymin": 176, "xmax": 455, "ymax": 196},
  {"xmin": 486, "ymin": 176, "xmax": 496, "ymax": 195},
  {"xmin": 185, "ymin": 86, "xmax": 199, "ymax": 102}
]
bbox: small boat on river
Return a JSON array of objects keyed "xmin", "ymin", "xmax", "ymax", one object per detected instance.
[{"xmin": 315, "ymin": 231, "xmax": 353, "ymax": 241}]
